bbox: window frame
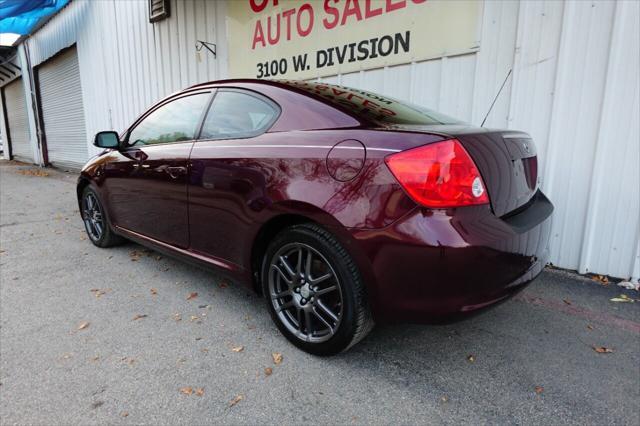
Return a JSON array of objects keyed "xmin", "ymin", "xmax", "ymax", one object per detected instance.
[
  {"xmin": 122, "ymin": 90, "xmax": 214, "ymax": 149},
  {"xmin": 196, "ymin": 88, "xmax": 281, "ymax": 142}
]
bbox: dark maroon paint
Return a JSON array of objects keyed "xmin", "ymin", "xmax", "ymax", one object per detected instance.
[{"xmin": 78, "ymin": 79, "xmax": 553, "ymax": 323}]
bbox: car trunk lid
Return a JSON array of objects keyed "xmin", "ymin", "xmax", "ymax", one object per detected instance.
[
  {"xmin": 455, "ymin": 130, "xmax": 538, "ymax": 217},
  {"xmin": 385, "ymin": 124, "xmax": 538, "ymax": 216}
]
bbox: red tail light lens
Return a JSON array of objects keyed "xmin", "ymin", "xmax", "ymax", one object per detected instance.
[{"xmin": 384, "ymin": 139, "xmax": 490, "ymax": 208}]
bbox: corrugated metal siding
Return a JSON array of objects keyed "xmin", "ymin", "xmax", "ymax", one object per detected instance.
[
  {"xmin": 25, "ymin": 0, "xmax": 228, "ymax": 160},
  {"xmin": 574, "ymin": 0, "xmax": 640, "ymax": 279},
  {"xmin": 38, "ymin": 46, "xmax": 87, "ymax": 169},
  {"xmin": 11, "ymin": 0, "xmax": 640, "ymax": 280},
  {"xmin": 316, "ymin": 0, "xmax": 640, "ymax": 280},
  {"xmin": 3, "ymin": 78, "xmax": 32, "ymax": 162}
]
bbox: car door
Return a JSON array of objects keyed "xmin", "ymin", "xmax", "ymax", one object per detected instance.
[
  {"xmin": 188, "ymin": 89, "xmax": 280, "ymax": 266},
  {"xmin": 104, "ymin": 91, "xmax": 212, "ymax": 248}
]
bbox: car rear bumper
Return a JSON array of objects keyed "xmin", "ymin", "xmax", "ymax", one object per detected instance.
[{"xmin": 349, "ymin": 190, "xmax": 553, "ymax": 323}]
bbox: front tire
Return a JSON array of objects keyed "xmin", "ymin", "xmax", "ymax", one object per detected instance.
[
  {"xmin": 261, "ymin": 223, "xmax": 373, "ymax": 355},
  {"xmin": 81, "ymin": 186, "xmax": 123, "ymax": 248}
]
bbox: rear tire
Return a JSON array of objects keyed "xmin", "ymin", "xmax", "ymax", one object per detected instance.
[
  {"xmin": 261, "ymin": 223, "xmax": 374, "ymax": 355},
  {"xmin": 81, "ymin": 186, "xmax": 124, "ymax": 248}
]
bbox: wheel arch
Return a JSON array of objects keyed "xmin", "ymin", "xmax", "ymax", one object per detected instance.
[
  {"xmin": 76, "ymin": 175, "xmax": 91, "ymax": 210},
  {"xmin": 250, "ymin": 213, "xmax": 315, "ymax": 294},
  {"xmin": 248, "ymin": 202, "xmax": 378, "ymax": 305}
]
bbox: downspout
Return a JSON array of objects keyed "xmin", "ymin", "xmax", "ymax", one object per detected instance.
[{"xmin": 22, "ymin": 38, "xmax": 47, "ymax": 166}]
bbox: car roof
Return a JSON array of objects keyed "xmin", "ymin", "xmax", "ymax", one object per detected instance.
[{"xmin": 186, "ymin": 78, "xmax": 292, "ymax": 91}]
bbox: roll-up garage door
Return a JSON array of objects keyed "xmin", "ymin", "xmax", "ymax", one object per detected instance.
[
  {"xmin": 4, "ymin": 78, "xmax": 32, "ymax": 162},
  {"xmin": 38, "ymin": 47, "xmax": 88, "ymax": 169}
]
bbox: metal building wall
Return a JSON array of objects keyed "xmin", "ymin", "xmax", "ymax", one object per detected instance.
[
  {"xmin": 317, "ymin": 0, "xmax": 639, "ymax": 280},
  {"xmin": 6, "ymin": 0, "xmax": 638, "ymax": 280},
  {"xmin": 23, "ymin": 0, "xmax": 228, "ymax": 156}
]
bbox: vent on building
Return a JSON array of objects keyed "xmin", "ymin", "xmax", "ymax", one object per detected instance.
[{"xmin": 149, "ymin": 0, "xmax": 170, "ymax": 23}]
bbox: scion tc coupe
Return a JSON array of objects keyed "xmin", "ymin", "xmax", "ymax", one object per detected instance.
[{"xmin": 79, "ymin": 79, "xmax": 553, "ymax": 355}]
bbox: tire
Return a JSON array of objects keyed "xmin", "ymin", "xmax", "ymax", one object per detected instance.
[
  {"xmin": 261, "ymin": 223, "xmax": 374, "ymax": 355},
  {"xmin": 80, "ymin": 186, "xmax": 124, "ymax": 248}
]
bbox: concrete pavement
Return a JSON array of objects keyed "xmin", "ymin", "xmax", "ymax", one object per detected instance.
[{"xmin": 1, "ymin": 160, "xmax": 638, "ymax": 425}]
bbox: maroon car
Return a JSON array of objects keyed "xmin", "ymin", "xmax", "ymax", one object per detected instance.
[{"xmin": 79, "ymin": 79, "xmax": 553, "ymax": 355}]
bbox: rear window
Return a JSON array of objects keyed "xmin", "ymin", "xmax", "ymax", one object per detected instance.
[{"xmin": 279, "ymin": 80, "xmax": 462, "ymax": 126}]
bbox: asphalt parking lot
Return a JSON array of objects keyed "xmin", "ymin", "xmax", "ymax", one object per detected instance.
[{"xmin": 1, "ymin": 160, "xmax": 639, "ymax": 425}]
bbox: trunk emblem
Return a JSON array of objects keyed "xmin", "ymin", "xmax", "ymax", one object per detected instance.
[{"xmin": 472, "ymin": 177, "xmax": 485, "ymax": 198}]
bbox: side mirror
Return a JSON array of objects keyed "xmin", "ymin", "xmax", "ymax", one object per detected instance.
[{"xmin": 94, "ymin": 131, "xmax": 120, "ymax": 149}]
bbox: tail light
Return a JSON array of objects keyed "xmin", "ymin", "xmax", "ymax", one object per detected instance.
[{"xmin": 384, "ymin": 139, "xmax": 490, "ymax": 208}]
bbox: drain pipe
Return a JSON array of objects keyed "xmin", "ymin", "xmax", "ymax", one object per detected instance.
[{"xmin": 21, "ymin": 39, "xmax": 47, "ymax": 166}]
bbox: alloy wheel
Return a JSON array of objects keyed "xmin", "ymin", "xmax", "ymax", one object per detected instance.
[
  {"xmin": 82, "ymin": 192, "xmax": 104, "ymax": 241},
  {"xmin": 268, "ymin": 242, "xmax": 343, "ymax": 343}
]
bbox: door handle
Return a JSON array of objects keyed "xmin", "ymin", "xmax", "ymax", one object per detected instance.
[{"xmin": 166, "ymin": 166, "xmax": 187, "ymax": 179}]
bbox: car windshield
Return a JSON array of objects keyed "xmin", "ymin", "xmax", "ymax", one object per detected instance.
[{"xmin": 278, "ymin": 80, "xmax": 463, "ymax": 126}]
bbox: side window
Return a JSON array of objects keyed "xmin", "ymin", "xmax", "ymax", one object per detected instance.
[
  {"xmin": 127, "ymin": 93, "xmax": 210, "ymax": 146},
  {"xmin": 200, "ymin": 90, "xmax": 278, "ymax": 140}
]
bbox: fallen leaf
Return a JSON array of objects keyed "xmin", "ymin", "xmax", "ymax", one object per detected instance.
[
  {"xmin": 155, "ymin": 255, "xmax": 162, "ymax": 261},
  {"xmin": 229, "ymin": 394, "xmax": 243, "ymax": 407},
  {"xmin": 610, "ymin": 294, "xmax": 634, "ymax": 303},
  {"xmin": 91, "ymin": 356, "xmax": 100, "ymax": 362},
  {"xmin": 198, "ymin": 304, "xmax": 211, "ymax": 309},
  {"xmin": 187, "ymin": 292, "xmax": 198, "ymax": 300},
  {"xmin": 587, "ymin": 325, "xmax": 594, "ymax": 331},
  {"xmin": 264, "ymin": 367, "xmax": 273, "ymax": 376},
  {"xmin": 232, "ymin": 346, "xmax": 244, "ymax": 353},
  {"xmin": 77, "ymin": 321, "xmax": 90, "ymax": 330},
  {"xmin": 272, "ymin": 352, "xmax": 283, "ymax": 365},
  {"xmin": 190, "ymin": 315, "xmax": 200, "ymax": 323},
  {"xmin": 617, "ymin": 280, "xmax": 640, "ymax": 291},
  {"xmin": 535, "ymin": 386, "xmax": 544, "ymax": 394},
  {"xmin": 593, "ymin": 274, "xmax": 609, "ymax": 285},
  {"xmin": 467, "ymin": 355, "xmax": 475, "ymax": 363},
  {"xmin": 90, "ymin": 289, "xmax": 107, "ymax": 298},
  {"xmin": 121, "ymin": 412, "xmax": 129, "ymax": 417},
  {"xmin": 16, "ymin": 169, "xmax": 49, "ymax": 177},
  {"xmin": 195, "ymin": 388, "xmax": 205, "ymax": 397},
  {"xmin": 150, "ymin": 288, "xmax": 157, "ymax": 295},
  {"xmin": 132, "ymin": 314, "xmax": 148, "ymax": 321},
  {"xmin": 593, "ymin": 346, "xmax": 614, "ymax": 353},
  {"xmin": 129, "ymin": 250, "xmax": 142, "ymax": 261},
  {"xmin": 218, "ymin": 282, "xmax": 228, "ymax": 289},
  {"xmin": 173, "ymin": 313, "xmax": 182, "ymax": 321},
  {"xmin": 562, "ymin": 299, "xmax": 571, "ymax": 305},
  {"xmin": 201, "ymin": 348, "xmax": 209, "ymax": 353},
  {"xmin": 440, "ymin": 395, "xmax": 448, "ymax": 403},
  {"xmin": 179, "ymin": 387, "xmax": 193, "ymax": 395},
  {"xmin": 195, "ymin": 337, "xmax": 203, "ymax": 341}
]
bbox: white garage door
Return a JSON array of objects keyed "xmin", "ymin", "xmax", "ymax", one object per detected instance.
[
  {"xmin": 4, "ymin": 78, "xmax": 33, "ymax": 162},
  {"xmin": 38, "ymin": 47, "xmax": 88, "ymax": 169}
]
